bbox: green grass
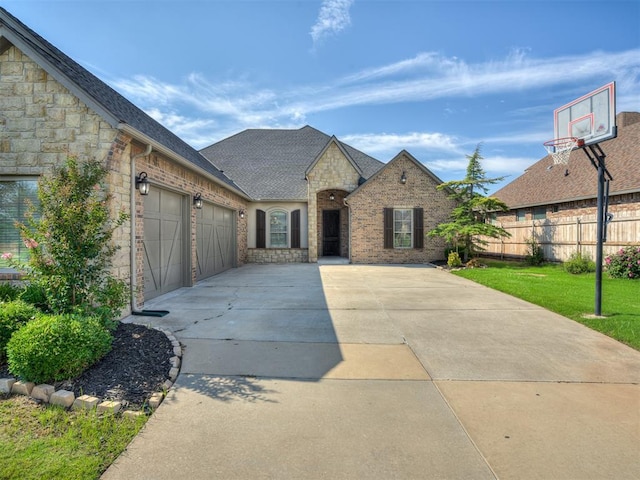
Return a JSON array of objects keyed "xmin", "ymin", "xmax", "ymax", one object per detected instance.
[
  {"xmin": 452, "ymin": 259, "xmax": 640, "ymax": 350},
  {"xmin": 0, "ymin": 394, "xmax": 147, "ymax": 480}
]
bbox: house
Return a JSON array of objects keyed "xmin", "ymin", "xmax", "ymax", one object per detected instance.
[
  {"xmin": 0, "ymin": 7, "xmax": 454, "ymax": 311},
  {"xmin": 489, "ymin": 112, "xmax": 640, "ymax": 261}
]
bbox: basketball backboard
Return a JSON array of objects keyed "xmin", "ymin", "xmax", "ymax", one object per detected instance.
[{"xmin": 553, "ymin": 81, "xmax": 617, "ymax": 146}]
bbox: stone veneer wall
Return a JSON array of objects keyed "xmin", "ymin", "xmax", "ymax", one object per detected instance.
[
  {"xmin": 247, "ymin": 248, "xmax": 309, "ymax": 263},
  {"xmin": 305, "ymin": 142, "xmax": 361, "ymax": 262},
  {"xmin": 0, "ymin": 44, "xmax": 248, "ymax": 308},
  {"xmin": 0, "ymin": 45, "xmax": 131, "ymax": 282},
  {"xmin": 347, "ymin": 153, "xmax": 456, "ymax": 264}
]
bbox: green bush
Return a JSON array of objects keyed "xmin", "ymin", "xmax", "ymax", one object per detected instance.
[
  {"xmin": 524, "ymin": 237, "xmax": 544, "ymax": 265},
  {"xmin": 447, "ymin": 251, "xmax": 463, "ymax": 268},
  {"xmin": 0, "ymin": 300, "xmax": 39, "ymax": 361},
  {"xmin": 564, "ymin": 251, "xmax": 596, "ymax": 274},
  {"xmin": 6, "ymin": 314, "xmax": 112, "ymax": 384},
  {"xmin": 19, "ymin": 282, "xmax": 50, "ymax": 311},
  {"xmin": 605, "ymin": 246, "xmax": 640, "ymax": 279},
  {"xmin": 0, "ymin": 283, "xmax": 21, "ymax": 301}
]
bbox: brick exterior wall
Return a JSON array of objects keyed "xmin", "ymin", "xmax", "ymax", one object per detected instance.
[
  {"xmin": 247, "ymin": 248, "xmax": 309, "ymax": 263},
  {"xmin": 347, "ymin": 152, "xmax": 456, "ymax": 264},
  {"xmin": 306, "ymin": 141, "xmax": 361, "ymax": 262},
  {"xmin": 0, "ymin": 44, "xmax": 248, "ymax": 307}
]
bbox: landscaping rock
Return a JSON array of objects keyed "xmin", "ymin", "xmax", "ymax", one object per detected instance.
[
  {"xmin": 0, "ymin": 378, "xmax": 16, "ymax": 394},
  {"xmin": 73, "ymin": 394, "xmax": 100, "ymax": 410},
  {"xmin": 98, "ymin": 400, "xmax": 123, "ymax": 414},
  {"xmin": 11, "ymin": 380, "xmax": 35, "ymax": 396},
  {"xmin": 31, "ymin": 384, "xmax": 55, "ymax": 402},
  {"xmin": 148, "ymin": 392, "xmax": 164, "ymax": 409},
  {"xmin": 50, "ymin": 389, "xmax": 75, "ymax": 408}
]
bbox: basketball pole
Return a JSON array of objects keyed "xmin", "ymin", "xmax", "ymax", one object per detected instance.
[{"xmin": 583, "ymin": 144, "xmax": 613, "ymax": 317}]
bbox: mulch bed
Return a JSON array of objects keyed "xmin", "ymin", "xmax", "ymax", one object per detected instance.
[{"xmin": 0, "ymin": 322, "xmax": 174, "ymax": 409}]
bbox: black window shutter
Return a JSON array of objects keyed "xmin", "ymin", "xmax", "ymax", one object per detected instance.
[
  {"xmin": 291, "ymin": 209, "xmax": 300, "ymax": 248},
  {"xmin": 383, "ymin": 208, "xmax": 393, "ymax": 249},
  {"xmin": 256, "ymin": 209, "xmax": 266, "ymax": 248},
  {"xmin": 413, "ymin": 207, "xmax": 424, "ymax": 249}
]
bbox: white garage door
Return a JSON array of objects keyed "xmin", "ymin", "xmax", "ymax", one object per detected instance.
[
  {"xmin": 143, "ymin": 188, "xmax": 185, "ymax": 300},
  {"xmin": 196, "ymin": 203, "xmax": 235, "ymax": 281}
]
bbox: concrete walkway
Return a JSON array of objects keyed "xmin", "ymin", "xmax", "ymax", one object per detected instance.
[{"xmin": 103, "ymin": 264, "xmax": 640, "ymax": 479}]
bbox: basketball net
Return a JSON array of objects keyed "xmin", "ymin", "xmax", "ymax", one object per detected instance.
[{"xmin": 544, "ymin": 137, "xmax": 583, "ymax": 165}]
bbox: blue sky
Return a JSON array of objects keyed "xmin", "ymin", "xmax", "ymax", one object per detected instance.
[{"xmin": 4, "ymin": 0, "xmax": 639, "ymax": 193}]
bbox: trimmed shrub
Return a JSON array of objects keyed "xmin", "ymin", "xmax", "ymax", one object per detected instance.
[
  {"xmin": 0, "ymin": 300, "xmax": 39, "ymax": 361},
  {"xmin": 0, "ymin": 283, "xmax": 20, "ymax": 301},
  {"xmin": 447, "ymin": 251, "xmax": 463, "ymax": 268},
  {"xmin": 605, "ymin": 246, "xmax": 640, "ymax": 279},
  {"xmin": 564, "ymin": 251, "xmax": 596, "ymax": 274},
  {"xmin": 6, "ymin": 314, "xmax": 112, "ymax": 384}
]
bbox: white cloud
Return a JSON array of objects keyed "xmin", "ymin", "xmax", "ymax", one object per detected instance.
[
  {"xmin": 310, "ymin": 0, "xmax": 354, "ymax": 46},
  {"xmin": 341, "ymin": 131, "xmax": 461, "ymax": 157}
]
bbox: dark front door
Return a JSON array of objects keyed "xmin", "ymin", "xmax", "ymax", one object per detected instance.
[{"xmin": 323, "ymin": 210, "xmax": 340, "ymax": 256}]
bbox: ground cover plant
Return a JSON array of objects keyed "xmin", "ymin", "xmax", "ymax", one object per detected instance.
[
  {"xmin": 452, "ymin": 259, "xmax": 639, "ymax": 350},
  {"xmin": 0, "ymin": 394, "xmax": 146, "ymax": 480}
]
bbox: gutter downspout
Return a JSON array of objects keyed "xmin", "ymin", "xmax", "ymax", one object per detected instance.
[{"xmin": 130, "ymin": 144, "xmax": 152, "ymax": 313}]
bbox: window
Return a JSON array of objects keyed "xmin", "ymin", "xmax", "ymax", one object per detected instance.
[
  {"xmin": 0, "ymin": 178, "xmax": 39, "ymax": 267},
  {"xmin": 269, "ymin": 210, "xmax": 288, "ymax": 247},
  {"xmin": 394, "ymin": 209, "xmax": 413, "ymax": 248},
  {"xmin": 533, "ymin": 207, "xmax": 546, "ymax": 220},
  {"xmin": 384, "ymin": 208, "xmax": 423, "ymax": 250},
  {"xmin": 516, "ymin": 209, "xmax": 526, "ymax": 222}
]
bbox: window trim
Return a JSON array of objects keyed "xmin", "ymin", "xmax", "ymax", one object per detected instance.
[{"xmin": 267, "ymin": 209, "xmax": 289, "ymax": 248}]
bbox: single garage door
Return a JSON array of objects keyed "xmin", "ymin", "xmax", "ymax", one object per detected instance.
[
  {"xmin": 143, "ymin": 188, "xmax": 186, "ymax": 300},
  {"xmin": 196, "ymin": 202, "xmax": 235, "ymax": 281}
]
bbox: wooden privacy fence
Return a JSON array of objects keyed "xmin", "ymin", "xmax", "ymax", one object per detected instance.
[{"xmin": 482, "ymin": 211, "xmax": 640, "ymax": 262}]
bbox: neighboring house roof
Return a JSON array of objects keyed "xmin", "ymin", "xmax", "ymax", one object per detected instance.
[
  {"xmin": 493, "ymin": 112, "xmax": 640, "ymax": 209},
  {"xmin": 0, "ymin": 7, "xmax": 245, "ymax": 196},
  {"xmin": 199, "ymin": 126, "xmax": 384, "ymax": 201}
]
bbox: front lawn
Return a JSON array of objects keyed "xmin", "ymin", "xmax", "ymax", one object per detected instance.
[
  {"xmin": 452, "ymin": 260, "xmax": 639, "ymax": 350},
  {"xmin": 0, "ymin": 394, "xmax": 146, "ymax": 480}
]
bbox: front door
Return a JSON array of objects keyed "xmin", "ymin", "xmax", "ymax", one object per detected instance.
[{"xmin": 322, "ymin": 210, "xmax": 340, "ymax": 256}]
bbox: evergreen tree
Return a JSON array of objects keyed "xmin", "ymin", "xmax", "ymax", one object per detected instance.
[{"xmin": 428, "ymin": 145, "xmax": 510, "ymax": 262}]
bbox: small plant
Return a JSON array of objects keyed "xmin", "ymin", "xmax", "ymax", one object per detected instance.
[
  {"xmin": 524, "ymin": 237, "xmax": 544, "ymax": 265},
  {"xmin": 564, "ymin": 251, "xmax": 596, "ymax": 274},
  {"xmin": 605, "ymin": 246, "xmax": 640, "ymax": 279},
  {"xmin": 447, "ymin": 251, "xmax": 463, "ymax": 268},
  {"xmin": 0, "ymin": 300, "xmax": 39, "ymax": 360},
  {"xmin": 7, "ymin": 156, "xmax": 129, "ymax": 324},
  {"xmin": 19, "ymin": 282, "xmax": 50, "ymax": 312},
  {"xmin": 6, "ymin": 313, "xmax": 112, "ymax": 384}
]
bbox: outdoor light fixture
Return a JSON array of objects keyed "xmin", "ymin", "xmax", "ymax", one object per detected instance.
[
  {"xmin": 135, "ymin": 172, "xmax": 150, "ymax": 195},
  {"xmin": 193, "ymin": 193, "xmax": 203, "ymax": 209},
  {"xmin": 400, "ymin": 171, "xmax": 407, "ymax": 184},
  {"xmin": 239, "ymin": 210, "xmax": 245, "ymax": 219},
  {"xmin": 329, "ymin": 192, "xmax": 335, "ymax": 201}
]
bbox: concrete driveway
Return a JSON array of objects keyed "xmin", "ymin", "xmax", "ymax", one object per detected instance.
[{"xmin": 103, "ymin": 263, "xmax": 640, "ymax": 479}]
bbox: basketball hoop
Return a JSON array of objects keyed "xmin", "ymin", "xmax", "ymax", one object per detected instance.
[{"xmin": 544, "ymin": 137, "xmax": 584, "ymax": 165}]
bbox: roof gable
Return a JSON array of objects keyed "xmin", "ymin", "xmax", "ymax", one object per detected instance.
[
  {"xmin": 347, "ymin": 149, "xmax": 444, "ymax": 200},
  {"xmin": 305, "ymin": 136, "xmax": 363, "ymax": 177},
  {"xmin": 200, "ymin": 126, "xmax": 384, "ymax": 201},
  {"xmin": 493, "ymin": 112, "xmax": 640, "ymax": 208},
  {"xmin": 0, "ymin": 7, "xmax": 243, "ymax": 195}
]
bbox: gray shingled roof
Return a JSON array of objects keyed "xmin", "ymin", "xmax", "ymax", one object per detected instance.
[
  {"xmin": 0, "ymin": 7, "xmax": 242, "ymax": 194},
  {"xmin": 200, "ymin": 126, "xmax": 385, "ymax": 200},
  {"xmin": 493, "ymin": 112, "xmax": 640, "ymax": 208}
]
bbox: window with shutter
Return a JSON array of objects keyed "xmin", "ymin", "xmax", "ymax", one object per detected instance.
[
  {"xmin": 413, "ymin": 208, "xmax": 424, "ymax": 249},
  {"xmin": 383, "ymin": 208, "xmax": 393, "ymax": 248},
  {"xmin": 0, "ymin": 178, "xmax": 39, "ymax": 267}
]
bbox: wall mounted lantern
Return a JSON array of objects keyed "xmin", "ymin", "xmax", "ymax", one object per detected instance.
[
  {"xmin": 135, "ymin": 172, "xmax": 150, "ymax": 195},
  {"xmin": 400, "ymin": 171, "xmax": 407, "ymax": 184},
  {"xmin": 239, "ymin": 210, "xmax": 245, "ymax": 219},
  {"xmin": 329, "ymin": 192, "xmax": 335, "ymax": 201},
  {"xmin": 193, "ymin": 193, "xmax": 203, "ymax": 209}
]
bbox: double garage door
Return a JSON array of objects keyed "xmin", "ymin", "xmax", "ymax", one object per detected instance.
[{"xmin": 143, "ymin": 188, "xmax": 235, "ymax": 300}]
